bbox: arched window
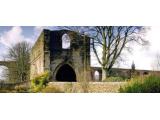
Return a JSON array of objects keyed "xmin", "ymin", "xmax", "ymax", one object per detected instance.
[
  {"xmin": 0, "ymin": 66, "xmax": 9, "ymax": 81},
  {"xmin": 94, "ymin": 70, "xmax": 100, "ymax": 81},
  {"xmin": 62, "ymin": 34, "xmax": 71, "ymax": 49}
]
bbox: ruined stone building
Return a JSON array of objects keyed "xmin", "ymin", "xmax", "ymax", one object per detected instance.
[
  {"xmin": 91, "ymin": 67, "xmax": 160, "ymax": 81},
  {"xmin": 1, "ymin": 29, "xmax": 160, "ymax": 83},
  {"xmin": 30, "ymin": 29, "xmax": 160, "ymax": 82},
  {"xmin": 30, "ymin": 29, "xmax": 91, "ymax": 82},
  {"xmin": 0, "ymin": 61, "xmax": 18, "ymax": 83}
]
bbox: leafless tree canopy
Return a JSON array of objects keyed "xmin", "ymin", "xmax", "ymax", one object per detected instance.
[
  {"xmin": 59, "ymin": 26, "xmax": 148, "ymax": 80},
  {"xmin": 91, "ymin": 27, "xmax": 147, "ymax": 67},
  {"xmin": 7, "ymin": 41, "xmax": 31, "ymax": 82},
  {"xmin": 91, "ymin": 27, "xmax": 148, "ymax": 80}
]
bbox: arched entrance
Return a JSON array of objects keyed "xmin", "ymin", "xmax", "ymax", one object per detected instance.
[
  {"xmin": 56, "ymin": 64, "xmax": 76, "ymax": 82},
  {"xmin": 0, "ymin": 61, "xmax": 17, "ymax": 83},
  {"xmin": 0, "ymin": 66, "xmax": 9, "ymax": 81},
  {"xmin": 94, "ymin": 70, "xmax": 100, "ymax": 81}
]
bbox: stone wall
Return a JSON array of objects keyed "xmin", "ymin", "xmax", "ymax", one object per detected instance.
[
  {"xmin": 30, "ymin": 29, "xmax": 92, "ymax": 82},
  {"xmin": 0, "ymin": 61, "xmax": 18, "ymax": 83},
  {"xmin": 30, "ymin": 32, "xmax": 45, "ymax": 79},
  {"xmin": 91, "ymin": 67, "xmax": 160, "ymax": 81},
  {"xmin": 48, "ymin": 30, "xmax": 91, "ymax": 82},
  {"xmin": 47, "ymin": 82, "xmax": 126, "ymax": 93}
]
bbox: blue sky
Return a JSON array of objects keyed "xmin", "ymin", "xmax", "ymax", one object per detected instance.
[
  {"xmin": 0, "ymin": 26, "xmax": 55, "ymax": 59},
  {"xmin": 0, "ymin": 26, "xmax": 35, "ymax": 37},
  {"xmin": 0, "ymin": 26, "xmax": 37, "ymax": 58},
  {"xmin": 0, "ymin": 26, "xmax": 160, "ymax": 73}
]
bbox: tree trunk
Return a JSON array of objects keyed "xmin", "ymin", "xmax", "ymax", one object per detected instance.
[{"xmin": 102, "ymin": 68, "xmax": 108, "ymax": 81}]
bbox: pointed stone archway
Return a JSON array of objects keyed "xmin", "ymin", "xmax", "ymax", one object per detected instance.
[{"xmin": 55, "ymin": 64, "xmax": 76, "ymax": 82}]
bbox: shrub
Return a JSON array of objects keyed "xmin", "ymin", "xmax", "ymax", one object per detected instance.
[
  {"xmin": 119, "ymin": 75, "xmax": 160, "ymax": 93},
  {"xmin": 103, "ymin": 76, "xmax": 126, "ymax": 82},
  {"xmin": 31, "ymin": 71, "xmax": 50, "ymax": 92}
]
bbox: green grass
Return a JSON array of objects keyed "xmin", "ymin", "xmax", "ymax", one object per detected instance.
[{"xmin": 119, "ymin": 75, "xmax": 160, "ymax": 93}]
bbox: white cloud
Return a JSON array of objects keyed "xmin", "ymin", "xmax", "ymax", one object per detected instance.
[
  {"xmin": 0, "ymin": 26, "xmax": 38, "ymax": 79},
  {"xmin": 0, "ymin": 26, "xmax": 57, "ymax": 60},
  {"xmin": 91, "ymin": 27, "xmax": 160, "ymax": 70},
  {"xmin": 0, "ymin": 26, "xmax": 160, "ymax": 80},
  {"xmin": 0, "ymin": 26, "xmax": 38, "ymax": 60},
  {"xmin": 118, "ymin": 26, "xmax": 160, "ymax": 70},
  {"xmin": 0, "ymin": 26, "xmax": 34, "ymax": 47},
  {"xmin": 0, "ymin": 26, "xmax": 22, "ymax": 47}
]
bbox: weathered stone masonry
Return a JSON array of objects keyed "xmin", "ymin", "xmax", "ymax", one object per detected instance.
[
  {"xmin": 0, "ymin": 61, "xmax": 17, "ymax": 82},
  {"xmin": 30, "ymin": 29, "xmax": 160, "ymax": 82},
  {"xmin": 30, "ymin": 29, "xmax": 91, "ymax": 82}
]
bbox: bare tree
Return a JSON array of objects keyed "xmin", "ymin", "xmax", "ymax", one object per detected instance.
[
  {"xmin": 59, "ymin": 26, "xmax": 148, "ymax": 81},
  {"xmin": 7, "ymin": 41, "xmax": 31, "ymax": 82},
  {"xmin": 90, "ymin": 26, "xmax": 148, "ymax": 81}
]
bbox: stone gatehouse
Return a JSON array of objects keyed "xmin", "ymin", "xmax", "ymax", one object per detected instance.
[
  {"xmin": 30, "ymin": 29, "xmax": 160, "ymax": 82},
  {"xmin": 30, "ymin": 29, "xmax": 91, "ymax": 82}
]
